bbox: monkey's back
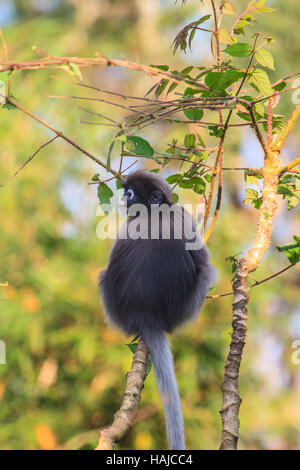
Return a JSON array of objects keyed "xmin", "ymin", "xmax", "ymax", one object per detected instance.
[{"xmin": 99, "ymin": 218, "xmax": 214, "ymax": 335}]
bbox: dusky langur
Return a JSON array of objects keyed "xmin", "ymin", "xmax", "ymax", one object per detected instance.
[{"xmin": 99, "ymin": 170, "xmax": 215, "ymax": 450}]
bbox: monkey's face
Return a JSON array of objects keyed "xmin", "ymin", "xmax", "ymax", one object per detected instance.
[{"xmin": 122, "ymin": 183, "xmax": 165, "ymax": 209}]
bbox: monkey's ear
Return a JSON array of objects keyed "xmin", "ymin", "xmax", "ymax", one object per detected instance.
[{"xmin": 149, "ymin": 190, "xmax": 164, "ymax": 205}]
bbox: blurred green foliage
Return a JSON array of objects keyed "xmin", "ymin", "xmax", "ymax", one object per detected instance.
[{"xmin": 0, "ymin": 0, "xmax": 300, "ymax": 450}]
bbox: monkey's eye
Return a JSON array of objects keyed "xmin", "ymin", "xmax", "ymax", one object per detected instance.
[{"xmin": 126, "ymin": 188, "xmax": 135, "ymax": 200}]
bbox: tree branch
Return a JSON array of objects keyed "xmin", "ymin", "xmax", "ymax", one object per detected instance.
[
  {"xmin": 6, "ymin": 97, "xmax": 119, "ymax": 178},
  {"xmin": 95, "ymin": 340, "xmax": 149, "ymax": 450}
]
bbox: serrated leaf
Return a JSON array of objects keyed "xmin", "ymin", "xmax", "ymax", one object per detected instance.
[
  {"xmin": 276, "ymin": 236, "xmax": 300, "ymax": 264},
  {"xmin": 249, "ymin": 68, "xmax": 273, "ymax": 97},
  {"xmin": 219, "ymin": 28, "xmax": 234, "ymax": 44},
  {"xmin": 244, "ymin": 171, "xmax": 263, "ymax": 186},
  {"xmin": 244, "ymin": 188, "xmax": 259, "ymax": 205},
  {"xmin": 255, "ymin": 49, "xmax": 275, "ymax": 70},
  {"xmin": 222, "ymin": 1, "xmax": 236, "ymax": 15},
  {"xmin": 224, "ymin": 43, "xmax": 252, "ymax": 57},
  {"xmin": 166, "ymin": 174, "xmax": 182, "ymax": 184},
  {"xmin": 253, "ymin": 101, "xmax": 265, "ymax": 116},
  {"xmin": 126, "ymin": 136, "xmax": 154, "ymax": 158}
]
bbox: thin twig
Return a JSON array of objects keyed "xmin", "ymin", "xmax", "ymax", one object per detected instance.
[
  {"xmin": 6, "ymin": 97, "xmax": 119, "ymax": 178},
  {"xmin": 0, "ymin": 136, "xmax": 58, "ymax": 187}
]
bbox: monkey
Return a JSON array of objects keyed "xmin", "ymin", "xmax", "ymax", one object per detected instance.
[{"xmin": 99, "ymin": 170, "xmax": 215, "ymax": 450}]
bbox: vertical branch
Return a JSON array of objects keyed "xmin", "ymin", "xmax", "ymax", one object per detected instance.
[
  {"xmin": 204, "ymin": 0, "xmax": 223, "ymax": 231},
  {"xmin": 220, "ymin": 259, "xmax": 249, "ymax": 450},
  {"xmin": 220, "ymin": 136, "xmax": 281, "ymax": 449}
]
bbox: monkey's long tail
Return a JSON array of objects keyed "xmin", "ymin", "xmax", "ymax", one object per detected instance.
[{"xmin": 141, "ymin": 330, "xmax": 185, "ymax": 450}]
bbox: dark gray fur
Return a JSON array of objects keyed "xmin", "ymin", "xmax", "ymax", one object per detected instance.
[{"xmin": 99, "ymin": 170, "xmax": 215, "ymax": 450}]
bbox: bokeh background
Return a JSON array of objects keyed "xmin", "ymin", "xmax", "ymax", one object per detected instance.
[{"xmin": 0, "ymin": 0, "xmax": 300, "ymax": 450}]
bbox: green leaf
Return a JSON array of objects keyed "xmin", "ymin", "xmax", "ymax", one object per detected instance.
[
  {"xmin": 244, "ymin": 171, "xmax": 263, "ymax": 186},
  {"xmin": 179, "ymin": 179, "xmax": 194, "ymax": 189},
  {"xmin": 276, "ymin": 236, "xmax": 300, "ymax": 264},
  {"xmin": 249, "ymin": 68, "xmax": 273, "ymax": 97},
  {"xmin": 254, "ymin": 49, "xmax": 275, "ymax": 70},
  {"xmin": 193, "ymin": 177, "xmax": 206, "ymax": 194},
  {"xmin": 205, "ymin": 70, "xmax": 244, "ymax": 91},
  {"xmin": 91, "ymin": 173, "xmax": 100, "ymax": 182},
  {"xmin": 167, "ymin": 82, "xmax": 179, "ymax": 96},
  {"xmin": 184, "ymin": 87, "xmax": 202, "ymax": 97},
  {"xmin": 150, "ymin": 64, "xmax": 169, "ymax": 71},
  {"xmin": 145, "ymin": 83, "xmax": 159, "ymax": 97},
  {"xmin": 166, "ymin": 174, "xmax": 182, "ymax": 184},
  {"xmin": 155, "ymin": 79, "xmax": 169, "ymax": 97},
  {"xmin": 97, "ymin": 183, "xmax": 113, "ymax": 213},
  {"xmin": 237, "ymin": 112, "xmax": 251, "ymax": 122},
  {"xmin": 127, "ymin": 343, "xmax": 152, "ymax": 373},
  {"xmin": 127, "ymin": 343, "xmax": 138, "ymax": 354},
  {"xmin": 205, "ymin": 71, "xmax": 222, "ymax": 89},
  {"xmin": 0, "ymin": 71, "xmax": 11, "ymax": 84},
  {"xmin": 222, "ymin": 1, "xmax": 236, "ymax": 15},
  {"xmin": 253, "ymin": 101, "xmax": 265, "ymax": 117},
  {"xmin": 218, "ymin": 28, "xmax": 234, "ymax": 44},
  {"xmin": 244, "ymin": 188, "xmax": 259, "ymax": 205},
  {"xmin": 277, "ymin": 175, "xmax": 300, "ymax": 210},
  {"xmin": 126, "ymin": 136, "xmax": 154, "ymax": 158},
  {"xmin": 183, "ymin": 108, "xmax": 204, "ymax": 121},
  {"xmin": 274, "ymin": 81, "xmax": 286, "ymax": 92},
  {"xmin": 204, "ymin": 174, "xmax": 212, "ymax": 183},
  {"xmin": 224, "ymin": 43, "xmax": 252, "ymax": 57},
  {"xmin": 116, "ymin": 178, "xmax": 123, "ymax": 190},
  {"xmin": 252, "ymin": 197, "xmax": 263, "ymax": 209},
  {"xmin": 208, "ymin": 125, "xmax": 223, "ymax": 137},
  {"xmin": 172, "ymin": 193, "xmax": 179, "ymax": 203},
  {"xmin": 184, "ymin": 133, "xmax": 196, "ymax": 148},
  {"xmin": 69, "ymin": 62, "xmax": 83, "ymax": 82},
  {"xmin": 181, "ymin": 66, "xmax": 194, "ymax": 76}
]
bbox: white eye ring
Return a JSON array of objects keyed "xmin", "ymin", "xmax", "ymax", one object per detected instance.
[{"xmin": 126, "ymin": 188, "xmax": 135, "ymax": 200}]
